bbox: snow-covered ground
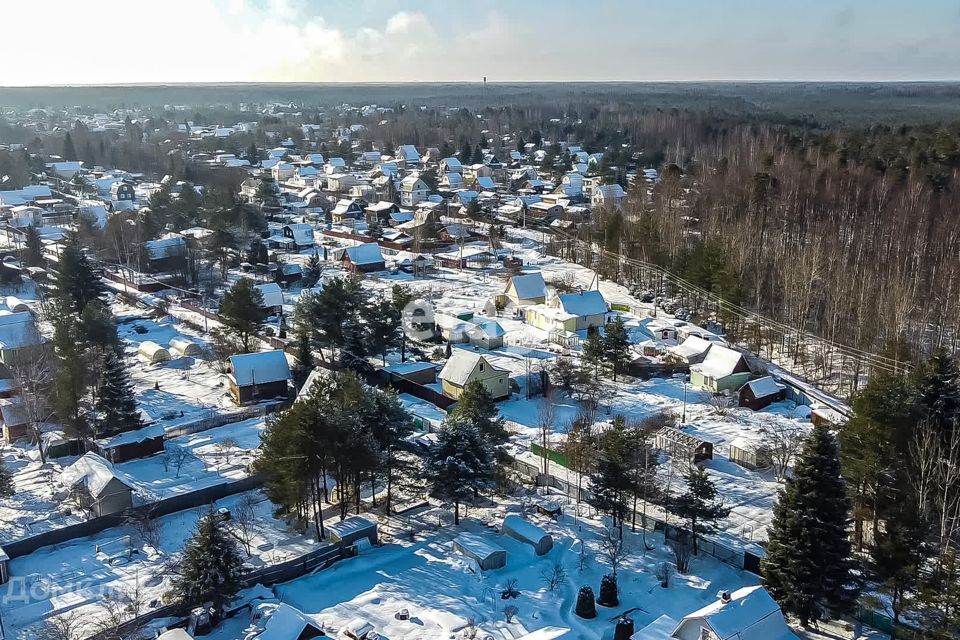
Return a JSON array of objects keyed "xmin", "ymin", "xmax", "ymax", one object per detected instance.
[
  {"xmin": 267, "ymin": 506, "xmax": 766, "ymax": 640},
  {"xmin": 1, "ymin": 489, "xmax": 321, "ymax": 638}
]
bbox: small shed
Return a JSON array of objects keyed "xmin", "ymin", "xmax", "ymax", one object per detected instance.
[
  {"xmin": 328, "ymin": 516, "xmax": 378, "ymax": 547},
  {"xmin": 169, "ymin": 337, "xmax": 202, "ymax": 357},
  {"xmin": 96, "ymin": 424, "xmax": 166, "ymax": 464},
  {"xmin": 342, "ymin": 243, "xmax": 385, "ymax": 273},
  {"xmin": 728, "ymin": 437, "xmax": 772, "ymax": 470},
  {"xmin": 654, "ymin": 426, "xmax": 714, "ymax": 464},
  {"xmin": 227, "ymin": 350, "xmax": 292, "ymax": 405},
  {"xmin": 138, "ymin": 341, "xmax": 171, "ymax": 363},
  {"xmin": 453, "ymin": 533, "xmax": 507, "ymax": 571},
  {"xmin": 501, "ymin": 515, "xmax": 553, "ymax": 556},
  {"xmin": 383, "ymin": 361, "xmax": 438, "ymax": 386},
  {"xmin": 739, "ymin": 376, "xmax": 787, "ymax": 411},
  {"xmin": 468, "ymin": 320, "xmax": 506, "ymax": 349}
]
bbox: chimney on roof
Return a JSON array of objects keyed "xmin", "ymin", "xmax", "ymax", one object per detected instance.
[{"xmin": 719, "ymin": 591, "xmax": 732, "ymax": 603}]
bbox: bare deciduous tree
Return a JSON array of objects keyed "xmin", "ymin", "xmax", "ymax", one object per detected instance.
[
  {"xmin": 669, "ymin": 535, "xmax": 693, "ymax": 573},
  {"xmin": 540, "ymin": 560, "xmax": 567, "ymax": 592},
  {"xmin": 231, "ymin": 493, "xmax": 259, "ymax": 556},
  {"xmin": 537, "ymin": 393, "xmax": 556, "ymax": 479},
  {"xmin": 125, "ymin": 507, "xmax": 162, "ymax": 550},
  {"xmin": 597, "ymin": 526, "xmax": 630, "ymax": 576},
  {"xmin": 7, "ymin": 351, "xmax": 56, "ymax": 463},
  {"xmin": 759, "ymin": 419, "xmax": 805, "ymax": 481},
  {"xmin": 36, "ymin": 611, "xmax": 81, "ymax": 640},
  {"xmin": 163, "ymin": 445, "xmax": 192, "ymax": 478},
  {"xmin": 503, "ymin": 604, "xmax": 519, "ymax": 623},
  {"xmin": 215, "ymin": 437, "xmax": 240, "ymax": 466}
]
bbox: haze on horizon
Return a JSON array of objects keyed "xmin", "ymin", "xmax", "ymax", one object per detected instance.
[{"xmin": 2, "ymin": 0, "xmax": 959, "ymax": 86}]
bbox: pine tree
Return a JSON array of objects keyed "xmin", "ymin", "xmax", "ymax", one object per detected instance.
[
  {"xmin": 24, "ymin": 225, "xmax": 43, "ymax": 267},
  {"xmin": 172, "ymin": 506, "xmax": 245, "ymax": 610},
  {"xmin": 872, "ymin": 495, "xmax": 929, "ymax": 629},
  {"xmin": 471, "ymin": 144, "xmax": 485, "ymax": 164},
  {"xmin": 448, "ymin": 380, "xmax": 507, "ymax": 446},
  {"xmin": 762, "ymin": 425, "xmax": 859, "ymax": 626},
  {"xmin": 603, "ymin": 318, "xmax": 630, "ymax": 381},
  {"xmin": 218, "ymin": 278, "xmax": 266, "ymax": 353},
  {"xmin": 423, "ymin": 417, "xmax": 493, "ymax": 524},
  {"xmin": 246, "ymin": 142, "xmax": 260, "ymax": 165},
  {"xmin": 575, "ymin": 585, "xmax": 597, "ymax": 619},
  {"xmin": 0, "ymin": 457, "xmax": 14, "ymax": 499},
  {"xmin": 95, "ymin": 350, "xmax": 142, "ymax": 437},
  {"xmin": 667, "ymin": 467, "xmax": 730, "ymax": 555}
]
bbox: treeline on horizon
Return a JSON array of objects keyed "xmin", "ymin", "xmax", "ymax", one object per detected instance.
[{"xmin": 3, "ymin": 81, "xmax": 960, "ymax": 125}]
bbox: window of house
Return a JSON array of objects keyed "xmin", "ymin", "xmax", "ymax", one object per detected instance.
[{"xmin": 479, "ymin": 363, "xmax": 484, "ymax": 372}]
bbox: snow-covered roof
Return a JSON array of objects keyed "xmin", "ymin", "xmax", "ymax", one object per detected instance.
[
  {"xmin": 255, "ymin": 282, "xmax": 284, "ymax": 308},
  {"xmin": 594, "ymin": 183, "xmax": 625, "ymax": 199},
  {"xmin": 328, "ymin": 516, "xmax": 376, "ymax": 539},
  {"xmin": 502, "ymin": 514, "xmax": 550, "ymax": 543},
  {"xmin": 693, "ymin": 344, "xmax": 747, "ymax": 379},
  {"xmin": 0, "ymin": 311, "xmax": 41, "ymax": 350},
  {"xmin": 396, "ymin": 144, "xmax": 421, "ymax": 162},
  {"xmin": 668, "ymin": 335, "xmax": 712, "ymax": 360},
  {"xmin": 157, "ymin": 630, "xmax": 193, "ymax": 640},
  {"xmin": 743, "ymin": 376, "xmax": 785, "ymax": 398},
  {"xmin": 630, "ymin": 614, "xmax": 679, "ymax": 640},
  {"xmin": 251, "ymin": 602, "xmax": 323, "ymax": 640},
  {"xmin": 61, "ymin": 452, "xmax": 135, "ymax": 497},
  {"xmin": 507, "ymin": 273, "xmax": 547, "ymax": 301},
  {"xmin": 476, "ymin": 176, "xmax": 496, "ymax": 190},
  {"xmin": 454, "ymin": 532, "xmax": 505, "ymax": 561},
  {"xmin": 97, "ymin": 424, "xmax": 165, "ymax": 448},
  {"xmin": 283, "ymin": 223, "xmax": 314, "ymax": 244},
  {"xmin": 143, "ymin": 234, "xmax": 187, "ymax": 260},
  {"xmin": 384, "ymin": 361, "xmax": 438, "ymax": 376},
  {"xmin": 344, "ymin": 243, "xmax": 384, "ymax": 266},
  {"xmin": 438, "ymin": 350, "xmax": 505, "ymax": 386},
  {"xmin": 0, "ymin": 398, "xmax": 28, "ymax": 427},
  {"xmin": 681, "ymin": 585, "xmax": 798, "ymax": 640},
  {"xmin": 228, "ymin": 350, "xmax": 291, "ymax": 386},
  {"xmin": 556, "ymin": 290, "xmax": 607, "ymax": 317}
]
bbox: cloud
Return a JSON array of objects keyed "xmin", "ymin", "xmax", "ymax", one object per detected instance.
[{"xmin": 385, "ymin": 10, "xmax": 430, "ymax": 35}]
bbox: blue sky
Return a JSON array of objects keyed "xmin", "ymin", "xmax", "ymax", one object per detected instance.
[{"xmin": 2, "ymin": 0, "xmax": 958, "ymax": 84}]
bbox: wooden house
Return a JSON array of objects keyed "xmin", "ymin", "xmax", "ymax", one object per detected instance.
[
  {"xmin": 690, "ymin": 344, "xmax": 751, "ymax": 393},
  {"xmin": 60, "ymin": 453, "xmax": 135, "ymax": 517},
  {"xmin": 439, "ymin": 350, "xmax": 510, "ymax": 401},
  {"xmin": 342, "ymin": 243, "xmax": 385, "ymax": 273}
]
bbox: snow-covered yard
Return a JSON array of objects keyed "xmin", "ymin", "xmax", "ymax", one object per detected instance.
[
  {"xmin": 1, "ymin": 489, "xmax": 321, "ymax": 638},
  {"xmin": 269, "ymin": 507, "xmax": 765, "ymax": 640}
]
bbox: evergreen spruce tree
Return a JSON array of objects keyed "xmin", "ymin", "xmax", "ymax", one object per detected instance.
[
  {"xmin": 301, "ymin": 252, "xmax": 322, "ymax": 288},
  {"xmin": 362, "ymin": 295, "xmax": 401, "ymax": 365},
  {"xmin": 0, "ymin": 457, "xmax": 14, "ymax": 499},
  {"xmin": 246, "ymin": 142, "xmax": 260, "ymax": 165},
  {"xmin": 762, "ymin": 425, "xmax": 859, "ymax": 626},
  {"xmin": 95, "ymin": 349, "xmax": 142, "ymax": 437},
  {"xmin": 52, "ymin": 310, "xmax": 89, "ymax": 439},
  {"xmin": 582, "ymin": 329, "xmax": 605, "ymax": 379},
  {"xmin": 173, "ymin": 506, "xmax": 245, "ymax": 610},
  {"xmin": 667, "ymin": 467, "xmax": 730, "ymax": 555},
  {"xmin": 423, "ymin": 417, "xmax": 493, "ymax": 524},
  {"xmin": 587, "ymin": 417, "xmax": 631, "ymax": 531},
  {"xmin": 448, "ymin": 380, "xmax": 507, "ymax": 446},
  {"xmin": 913, "ymin": 347, "xmax": 960, "ymax": 442},
  {"xmin": 575, "ymin": 585, "xmax": 597, "ymax": 619},
  {"xmin": 602, "ymin": 318, "xmax": 630, "ymax": 381},
  {"xmin": 218, "ymin": 278, "xmax": 266, "ymax": 353},
  {"xmin": 52, "ymin": 233, "xmax": 106, "ymax": 313},
  {"xmin": 23, "ymin": 225, "xmax": 44, "ymax": 267}
]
